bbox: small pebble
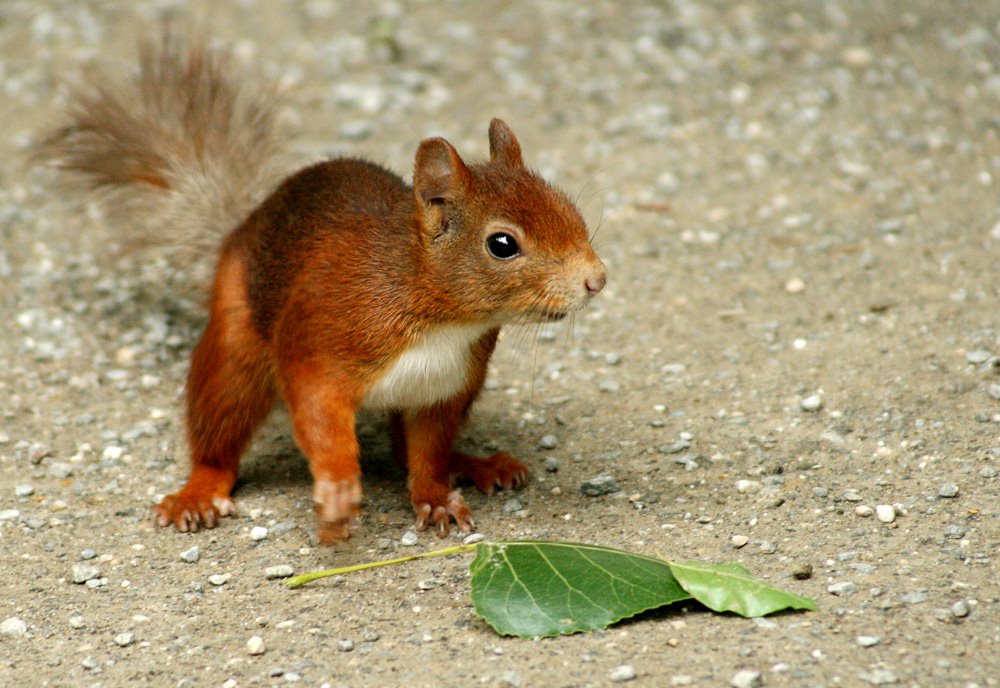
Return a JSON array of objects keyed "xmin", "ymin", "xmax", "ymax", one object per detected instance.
[
  {"xmin": 735, "ymin": 479, "xmax": 761, "ymax": 494},
  {"xmin": 539, "ymin": 434, "xmax": 558, "ymax": 450},
  {"xmin": 580, "ymin": 475, "xmax": 620, "ymax": 496},
  {"xmin": 819, "ymin": 430, "xmax": 846, "ymax": 447},
  {"xmin": 14, "ymin": 484, "xmax": 34, "ymax": 497},
  {"xmin": 80, "ymin": 549, "xmax": 98, "ymax": 560},
  {"xmin": 337, "ymin": 639, "xmax": 355, "ymax": 652},
  {"xmin": 503, "ymin": 498, "xmax": 523, "ymax": 513},
  {"xmin": 784, "ymin": 277, "xmax": 805, "ymax": 293},
  {"xmin": 812, "ymin": 487, "xmax": 829, "ymax": 498},
  {"xmin": 842, "ymin": 46, "xmax": 874, "ymax": 67},
  {"xmin": 875, "ymin": 504, "xmax": 896, "ymax": 523},
  {"xmin": 609, "ymin": 665, "xmax": 636, "ymax": 682},
  {"xmin": 943, "ymin": 524, "xmax": 967, "ymax": 539},
  {"xmin": 69, "ymin": 616, "xmax": 86, "ymax": 629},
  {"xmin": 828, "ymin": 581, "xmax": 857, "ymax": 596},
  {"xmin": 462, "ymin": 532, "xmax": 485, "ymax": 545},
  {"xmin": 250, "ymin": 526, "xmax": 269, "ymax": 541},
  {"xmin": 246, "ymin": 636, "xmax": 266, "ymax": 655},
  {"xmin": 113, "ymin": 632, "xmax": 135, "ymax": 647},
  {"xmin": 731, "ymin": 535, "xmax": 749, "ymax": 548},
  {"xmin": 757, "ymin": 540, "xmax": 777, "ymax": 554},
  {"xmin": 264, "ymin": 565, "xmax": 294, "ymax": 580},
  {"xmin": 401, "ymin": 531, "xmax": 419, "ymax": 546},
  {"xmin": 71, "ymin": 563, "xmax": 101, "ymax": 584},
  {"xmin": 598, "ymin": 380, "xmax": 621, "ymax": 393},
  {"xmin": 937, "ymin": 483, "xmax": 959, "ymax": 498},
  {"xmin": 860, "ymin": 669, "xmax": 898, "ymax": 685},
  {"xmin": 856, "ymin": 635, "xmax": 881, "ymax": 647},
  {"xmin": 0, "ymin": 509, "xmax": 20, "ymax": 521},
  {"xmin": 543, "ymin": 457, "xmax": 559, "ymax": 473},
  {"xmin": 102, "ymin": 445, "xmax": 125, "ymax": 460},
  {"xmin": 800, "ymin": 394, "xmax": 823, "ymax": 412},
  {"xmin": 988, "ymin": 383, "xmax": 1000, "ymax": 400},
  {"xmin": 658, "ymin": 441, "xmax": 690, "ymax": 455},
  {"xmin": 900, "ymin": 590, "xmax": 929, "ymax": 604},
  {"xmin": 180, "ymin": 546, "xmax": 200, "ymax": 563},
  {"xmin": 208, "ymin": 573, "xmax": 231, "ymax": 586},
  {"xmin": 966, "ymin": 349, "xmax": 992, "ymax": 364},
  {"xmin": 499, "ymin": 670, "xmax": 522, "ymax": 687},
  {"xmin": 950, "ymin": 600, "xmax": 970, "ymax": 618},
  {"xmin": 730, "ymin": 669, "xmax": 763, "ymax": 688},
  {"xmin": 0, "ymin": 617, "xmax": 27, "ymax": 637},
  {"xmin": 855, "ymin": 505, "xmax": 874, "ymax": 517},
  {"xmin": 791, "ymin": 563, "xmax": 813, "ymax": 580},
  {"xmin": 48, "ymin": 463, "xmax": 73, "ymax": 479}
]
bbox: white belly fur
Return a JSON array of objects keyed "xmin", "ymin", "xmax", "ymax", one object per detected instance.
[{"xmin": 361, "ymin": 323, "xmax": 492, "ymax": 411}]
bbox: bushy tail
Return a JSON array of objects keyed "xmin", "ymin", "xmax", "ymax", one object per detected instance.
[{"xmin": 37, "ymin": 29, "xmax": 288, "ymax": 277}]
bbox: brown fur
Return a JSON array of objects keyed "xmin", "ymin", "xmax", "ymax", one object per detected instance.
[
  {"xmin": 36, "ymin": 29, "xmax": 287, "ymax": 282},
  {"xmin": 40, "ymin": 32, "xmax": 607, "ymax": 543}
]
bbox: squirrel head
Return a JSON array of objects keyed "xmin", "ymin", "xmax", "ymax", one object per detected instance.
[{"xmin": 412, "ymin": 119, "xmax": 606, "ymax": 324}]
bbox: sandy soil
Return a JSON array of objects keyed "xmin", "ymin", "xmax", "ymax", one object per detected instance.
[{"xmin": 1, "ymin": 1, "xmax": 998, "ymax": 686}]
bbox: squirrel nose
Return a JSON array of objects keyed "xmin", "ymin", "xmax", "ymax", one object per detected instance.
[{"xmin": 584, "ymin": 267, "xmax": 607, "ymax": 296}]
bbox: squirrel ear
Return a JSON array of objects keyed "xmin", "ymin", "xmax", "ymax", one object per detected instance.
[
  {"xmin": 413, "ymin": 137, "xmax": 471, "ymax": 205},
  {"xmin": 488, "ymin": 118, "xmax": 523, "ymax": 168}
]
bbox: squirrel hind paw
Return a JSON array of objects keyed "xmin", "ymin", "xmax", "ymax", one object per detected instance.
[
  {"xmin": 451, "ymin": 451, "xmax": 530, "ymax": 495},
  {"xmin": 154, "ymin": 493, "xmax": 235, "ymax": 532}
]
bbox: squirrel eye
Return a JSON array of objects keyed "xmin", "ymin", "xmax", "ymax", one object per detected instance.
[{"xmin": 486, "ymin": 232, "xmax": 520, "ymax": 260}]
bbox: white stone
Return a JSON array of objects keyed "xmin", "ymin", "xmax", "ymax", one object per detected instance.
[
  {"xmin": 731, "ymin": 669, "xmax": 763, "ymax": 688},
  {"xmin": 875, "ymin": 504, "xmax": 896, "ymax": 523},
  {"xmin": 800, "ymin": 394, "xmax": 823, "ymax": 412},
  {"xmin": 246, "ymin": 635, "xmax": 266, "ymax": 655},
  {"xmin": 0, "ymin": 617, "xmax": 27, "ymax": 637}
]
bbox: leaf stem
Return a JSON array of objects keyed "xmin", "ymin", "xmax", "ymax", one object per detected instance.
[{"xmin": 285, "ymin": 543, "xmax": 478, "ymax": 589}]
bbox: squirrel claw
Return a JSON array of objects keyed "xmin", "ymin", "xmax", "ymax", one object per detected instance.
[
  {"xmin": 454, "ymin": 452, "xmax": 530, "ymax": 495},
  {"xmin": 413, "ymin": 490, "xmax": 474, "ymax": 537},
  {"xmin": 154, "ymin": 493, "xmax": 235, "ymax": 532}
]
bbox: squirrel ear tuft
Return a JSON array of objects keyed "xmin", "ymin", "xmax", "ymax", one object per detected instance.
[
  {"xmin": 413, "ymin": 137, "xmax": 471, "ymax": 205},
  {"xmin": 488, "ymin": 119, "xmax": 523, "ymax": 169}
]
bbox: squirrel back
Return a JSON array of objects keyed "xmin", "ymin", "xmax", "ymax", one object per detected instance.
[{"xmin": 37, "ymin": 30, "xmax": 287, "ymax": 279}]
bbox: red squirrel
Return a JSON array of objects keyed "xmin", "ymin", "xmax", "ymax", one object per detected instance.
[{"xmin": 40, "ymin": 33, "xmax": 606, "ymax": 543}]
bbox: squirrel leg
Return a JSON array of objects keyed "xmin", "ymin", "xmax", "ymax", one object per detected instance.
[
  {"xmin": 401, "ymin": 404, "xmax": 476, "ymax": 537},
  {"xmin": 155, "ymin": 303, "xmax": 275, "ymax": 533},
  {"xmin": 283, "ymin": 373, "xmax": 362, "ymax": 545}
]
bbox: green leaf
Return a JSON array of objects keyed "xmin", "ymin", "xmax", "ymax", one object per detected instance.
[
  {"xmin": 469, "ymin": 541, "xmax": 691, "ymax": 638},
  {"xmin": 667, "ymin": 560, "xmax": 817, "ymax": 617}
]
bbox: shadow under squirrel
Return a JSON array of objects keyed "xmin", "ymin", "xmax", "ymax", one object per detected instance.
[{"xmin": 39, "ymin": 32, "xmax": 607, "ymax": 544}]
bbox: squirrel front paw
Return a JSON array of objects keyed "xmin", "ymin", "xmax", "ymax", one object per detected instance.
[
  {"xmin": 154, "ymin": 491, "xmax": 236, "ymax": 532},
  {"xmin": 412, "ymin": 488, "xmax": 474, "ymax": 537},
  {"xmin": 313, "ymin": 477, "xmax": 362, "ymax": 544}
]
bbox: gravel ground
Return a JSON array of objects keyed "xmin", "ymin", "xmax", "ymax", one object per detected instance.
[{"xmin": 2, "ymin": 1, "xmax": 999, "ymax": 686}]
